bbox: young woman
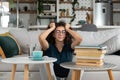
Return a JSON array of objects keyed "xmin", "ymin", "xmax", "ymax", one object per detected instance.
[{"xmin": 39, "ymin": 21, "xmax": 82, "ymax": 80}]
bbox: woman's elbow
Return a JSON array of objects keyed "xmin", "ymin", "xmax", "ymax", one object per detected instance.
[{"xmin": 77, "ymin": 37, "xmax": 83, "ymax": 45}]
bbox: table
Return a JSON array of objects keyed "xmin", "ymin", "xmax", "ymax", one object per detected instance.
[
  {"xmin": 1, "ymin": 56, "xmax": 57, "ymax": 80},
  {"xmin": 60, "ymin": 62, "xmax": 116, "ymax": 80}
]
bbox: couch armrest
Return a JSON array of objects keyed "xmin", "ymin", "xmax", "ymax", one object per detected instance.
[{"xmin": 0, "ymin": 46, "xmax": 6, "ymax": 58}]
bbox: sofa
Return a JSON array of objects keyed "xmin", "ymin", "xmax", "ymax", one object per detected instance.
[
  {"xmin": 0, "ymin": 27, "xmax": 120, "ymax": 80},
  {"xmin": 0, "ymin": 28, "xmax": 48, "ymax": 80}
]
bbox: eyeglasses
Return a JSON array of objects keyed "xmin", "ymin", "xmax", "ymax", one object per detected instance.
[{"xmin": 55, "ymin": 30, "xmax": 66, "ymax": 34}]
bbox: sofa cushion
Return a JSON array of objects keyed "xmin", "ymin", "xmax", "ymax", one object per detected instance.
[
  {"xmin": 77, "ymin": 29, "xmax": 120, "ymax": 46},
  {"xmin": 77, "ymin": 29, "xmax": 120, "ymax": 54},
  {"xmin": 0, "ymin": 35, "xmax": 19, "ymax": 58},
  {"xmin": 102, "ymin": 34, "xmax": 120, "ymax": 54},
  {"xmin": 0, "ymin": 28, "xmax": 9, "ymax": 34},
  {"xmin": 9, "ymin": 29, "xmax": 43, "ymax": 54},
  {"xmin": 28, "ymin": 30, "xmax": 43, "ymax": 50}
]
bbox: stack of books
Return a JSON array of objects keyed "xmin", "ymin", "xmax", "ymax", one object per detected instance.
[{"xmin": 75, "ymin": 45, "xmax": 107, "ymax": 66}]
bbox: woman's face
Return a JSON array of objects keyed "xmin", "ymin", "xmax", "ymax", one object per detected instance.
[{"xmin": 54, "ymin": 26, "xmax": 66, "ymax": 42}]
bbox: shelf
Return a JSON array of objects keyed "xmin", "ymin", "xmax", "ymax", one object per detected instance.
[
  {"xmin": 113, "ymin": 11, "xmax": 120, "ymax": 13},
  {"xmin": 10, "ymin": 10, "xmax": 37, "ymax": 14},
  {"xmin": 43, "ymin": 12, "xmax": 56, "ymax": 14},
  {"xmin": 15, "ymin": 0, "xmax": 56, "ymax": 3},
  {"xmin": 113, "ymin": 1, "xmax": 120, "ymax": 3},
  {"xmin": 37, "ymin": 15, "xmax": 57, "ymax": 19},
  {"xmin": 60, "ymin": 1, "xmax": 72, "ymax": 4},
  {"xmin": 59, "ymin": 16, "xmax": 73, "ymax": 18},
  {"xmin": 14, "ymin": 0, "xmax": 37, "ymax": 3},
  {"xmin": 43, "ymin": 1, "xmax": 56, "ymax": 3},
  {"xmin": 75, "ymin": 8, "xmax": 93, "ymax": 11}
]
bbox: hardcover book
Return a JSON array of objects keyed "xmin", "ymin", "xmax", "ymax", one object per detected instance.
[
  {"xmin": 75, "ymin": 49, "xmax": 106, "ymax": 57},
  {"xmin": 76, "ymin": 59, "xmax": 103, "ymax": 64},
  {"xmin": 76, "ymin": 61, "xmax": 104, "ymax": 66},
  {"xmin": 75, "ymin": 45, "xmax": 107, "ymax": 50}
]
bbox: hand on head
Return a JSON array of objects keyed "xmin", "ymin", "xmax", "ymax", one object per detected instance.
[
  {"xmin": 49, "ymin": 22, "xmax": 55, "ymax": 30},
  {"xmin": 65, "ymin": 23, "xmax": 71, "ymax": 30}
]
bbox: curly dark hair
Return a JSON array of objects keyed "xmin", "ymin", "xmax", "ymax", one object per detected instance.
[{"xmin": 46, "ymin": 21, "xmax": 73, "ymax": 44}]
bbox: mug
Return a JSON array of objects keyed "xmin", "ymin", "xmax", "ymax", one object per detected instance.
[{"xmin": 32, "ymin": 51, "xmax": 43, "ymax": 58}]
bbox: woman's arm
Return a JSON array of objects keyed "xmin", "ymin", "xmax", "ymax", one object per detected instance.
[
  {"xmin": 39, "ymin": 23, "xmax": 55, "ymax": 50},
  {"xmin": 65, "ymin": 23, "xmax": 82, "ymax": 49}
]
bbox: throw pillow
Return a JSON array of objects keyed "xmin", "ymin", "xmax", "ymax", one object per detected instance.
[
  {"xmin": 0, "ymin": 32, "xmax": 22, "ymax": 57},
  {"xmin": 9, "ymin": 29, "xmax": 42, "ymax": 53}
]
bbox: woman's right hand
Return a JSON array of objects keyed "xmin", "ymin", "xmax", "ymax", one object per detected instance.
[{"xmin": 49, "ymin": 22, "xmax": 55, "ymax": 30}]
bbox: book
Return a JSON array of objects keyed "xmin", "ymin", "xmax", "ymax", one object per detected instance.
[
  {"xmin": 75, "ymin": 55, "xmax": 104, "ymax": 60},
  {"xmin": 76, "ymin": 59, "xmax": 103, "ymax": 64},
  {"xmin": 75, "ymin": 49, "xmax": 106, "ymax": 57},
  {"xmin": 75, "ymin": 45, "xmax": 107, "ymax": 50},
  {"xmin": 76, "ymin": 61, "xmax": 104, "ymax": 66}
]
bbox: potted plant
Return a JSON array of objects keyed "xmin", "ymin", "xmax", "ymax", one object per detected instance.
[
  {"xmin": 70, "ymin": 0, "xmax": 79, "ymax": 24},
  {"xmin": 37, "ymin": 0, "xmax": 44, "ymax": 15}
]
